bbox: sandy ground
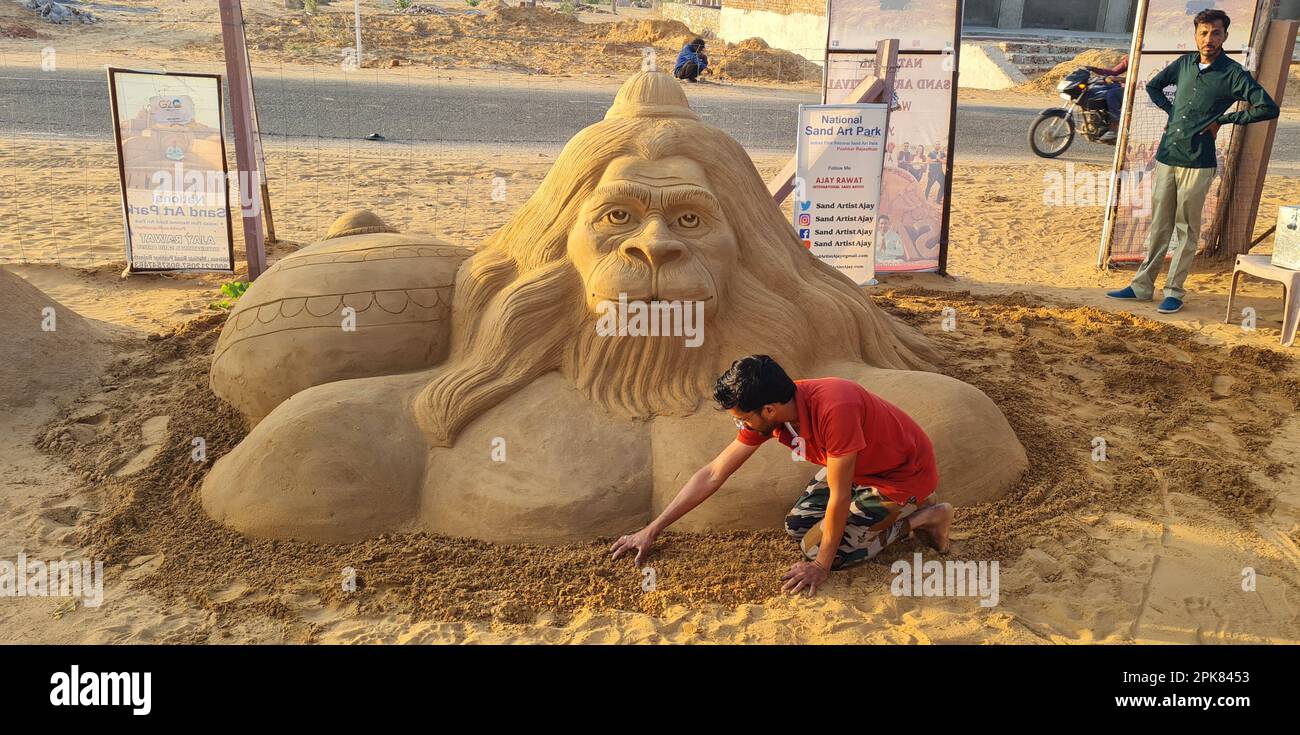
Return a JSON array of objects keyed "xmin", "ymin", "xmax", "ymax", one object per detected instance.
[{"xmin": 2, "ymin": 136, "xmax": 1299, "ymax": 643}]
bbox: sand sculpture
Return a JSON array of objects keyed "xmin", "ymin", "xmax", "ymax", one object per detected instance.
[{"xmin": 203, "ymin": 71, "xmax": 1027, "ymax": 544}]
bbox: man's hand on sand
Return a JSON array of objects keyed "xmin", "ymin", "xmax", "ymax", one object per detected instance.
[
  {"xmin": 781, "ymin": 560, "xmax": 829, "ymax": 597},
  {"xmin": 610, "ymin": 527, "xmax": 657, "ymax": 566}
]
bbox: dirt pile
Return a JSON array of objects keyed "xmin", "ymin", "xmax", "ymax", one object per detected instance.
[{"xmin": 1015, "ymin": 48, "xmax": 1127, "ymax": 95}]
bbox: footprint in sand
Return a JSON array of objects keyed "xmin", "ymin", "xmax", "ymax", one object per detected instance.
[
  {"xmin": 1211, "ymin": 374, "xmax": 1235, "ymax": 399},
  {"xmin": 113, "ymin": 415, "xmax": 171, "ymax": 477},
  {"xmin": 122, "ymin": 553, "xmax": 165, "ymax": 582},
  {"xmin": 208, "ymin": 581, "xmax": 251, "ymax": 604}
]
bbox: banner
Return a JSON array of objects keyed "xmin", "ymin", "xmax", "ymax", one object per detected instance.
[
  {"xmin": 109, "ymin": 69, "xmax": 234, "ymax": 273},
  {"xmin": 822, "ymin": 0, "xmax": 960, "ymax": 273},
  {"xmin": 825, "ymin": 53, "xmax": 952, "ymax": 271},
  {"xmin": 795, "ymin": 103, "xmax": 889, "ymax": 285}
]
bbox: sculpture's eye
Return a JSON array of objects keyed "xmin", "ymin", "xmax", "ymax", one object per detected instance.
[
  {"xmin": 677, "ymin": 212, "xmax": 700, "ymax": 228},
  {"xmin": 605, "ymin": 209, "xmax": 631, "ymax": 225}
]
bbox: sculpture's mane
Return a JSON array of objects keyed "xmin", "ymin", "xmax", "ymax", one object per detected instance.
[{"xmin": 414, "ymin": 72, "xmax": 938, "ymax": 447}]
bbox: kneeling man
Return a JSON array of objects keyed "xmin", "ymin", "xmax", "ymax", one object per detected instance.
[{"xmin": 611, "ymin": 355, "xmax": 953, "ymax": 596}]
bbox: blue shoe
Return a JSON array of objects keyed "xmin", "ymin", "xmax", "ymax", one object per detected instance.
[
  {"xmin": 1156, "ymin": 297, "xmax": 1184, "ymax": 314},
  {"xmin": 1106, "ymin": 286, "xmax": 1148, "ymax": 301}
]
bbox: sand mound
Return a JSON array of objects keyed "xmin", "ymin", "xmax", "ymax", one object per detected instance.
[
  {"xmin": 714, "ymin": 42, "xmax": 819, "ymax": 83},
  {"xmin": 483, "ymin": 5, "xmax": 585, "ymax": 29},
  {"xmin": 603, "ymin": 18, "xmax": 694, "ymax": 47},
  {"xmin": 35, "ymin": 289, "xmax": 1298, "ymax": 630},
  {"xmin": 1015, "ymin": 48, "xmax": 1127, "ymax": 94},
  {"xmin": 0, "ymin": 268, "xmax": 108, "ymax": 410}
]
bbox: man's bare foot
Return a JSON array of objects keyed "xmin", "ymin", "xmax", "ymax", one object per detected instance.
[{"xmin": 908, "ymin": 502, "xmax": 953, "ymax": 553}]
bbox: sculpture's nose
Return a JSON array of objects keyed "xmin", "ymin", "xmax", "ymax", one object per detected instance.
[{"xmin": 620, "ymin": 218, "xmax": 687, "ymax": 270}]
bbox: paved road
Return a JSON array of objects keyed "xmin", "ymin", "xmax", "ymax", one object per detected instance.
[{"xmin": 1, "ymin": 66, "xmax": 1294, "ymax": 170}]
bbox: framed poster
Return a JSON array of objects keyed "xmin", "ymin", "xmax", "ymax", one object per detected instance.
[
  {"xmin": 825, "ymin": 53, "xmax": 953, "ymax": 272},
  {"xmin": 108, "ymin": 68, "xmax": 235, "ymax": 273},
  {"xmin": 795, "ymin": 103, "xmax": 890, "ymax": 285},
  {"xmin": 823, "ymin": 0, "xmax": 961, "ymax": 274}
]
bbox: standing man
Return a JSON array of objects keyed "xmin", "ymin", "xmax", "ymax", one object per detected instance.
[
  {"xmin": 610, "ymin": 355, "xmax": 952, "ymax": 597},
  {"xmin": 1107, "ymin": 9, "xmax": 1277, "ymax": 314}
]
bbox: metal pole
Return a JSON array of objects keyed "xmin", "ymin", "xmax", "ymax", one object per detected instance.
[
  {"xmin": 355, "ymin": 0, "xmax": 363, "ymax": 67},
  {"xmin": 235, "ymin": 8, "xmax": 276, "ymax": 243},
  {"xmin": 219, "ymin": 0, "xmax": 268, "ymax": 280},
  {"xmin": 1097, "ymin": 0, "xmax": 1148, "ymax": 270}
]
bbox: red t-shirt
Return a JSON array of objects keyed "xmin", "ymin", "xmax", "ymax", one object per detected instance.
[{"xmin": 736, "ymin": 377, "xmax": 938, "ymax": 504}]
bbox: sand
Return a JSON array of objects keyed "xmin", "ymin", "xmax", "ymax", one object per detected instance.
[
  {"xmin": 16, "ymin": 284, "xmax": 1300, "ymax": 643},
  {"xmin": 2, "ymin": 128, "xmax": 1299, "ymax": 641}
]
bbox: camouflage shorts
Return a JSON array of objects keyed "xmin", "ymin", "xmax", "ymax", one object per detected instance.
[{"xmin": 783, "ymin": 469, "xmax": 923, "ymax": 570}]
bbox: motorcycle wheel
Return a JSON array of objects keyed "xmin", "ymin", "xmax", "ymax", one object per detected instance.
[{"xmin": 1029, "ymin": 110, "xmax": 1075, "ymax": 158}]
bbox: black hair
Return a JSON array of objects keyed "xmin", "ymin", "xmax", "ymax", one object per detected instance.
[
  {"xmin": 713, "ymin": 355, "xmax": 796, "ymax": 413},
  {"xmin": 1193, "ymin": 9, "xmax": 1229, "ymax": 31},
  {"xmin": 690, "ymin": 37, "xmax": 706, "ymax": 51}
]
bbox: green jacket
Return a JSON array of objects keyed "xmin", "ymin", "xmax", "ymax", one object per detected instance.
[{"xmin": 1146, "ymin": 51, "xmax": 1279, "ymax": 169}]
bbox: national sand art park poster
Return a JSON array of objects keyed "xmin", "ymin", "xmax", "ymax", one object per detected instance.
[
  {"xmin": 795, "ymin": 103, "xmax": 889, "ymax": 285},
  {"xmin": 109, "ymin": 69, "xmax": 234, "ymax": 273}
]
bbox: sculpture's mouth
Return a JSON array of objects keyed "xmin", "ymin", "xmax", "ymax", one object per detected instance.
[{"xmin": 589, "ymin": 292, "xmax": 713, "ymax": 307}]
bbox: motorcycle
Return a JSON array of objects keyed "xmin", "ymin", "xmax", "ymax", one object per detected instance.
[{"xmin": 1028, "ymin": 68, "xmax": 1118, "ymax": 158}]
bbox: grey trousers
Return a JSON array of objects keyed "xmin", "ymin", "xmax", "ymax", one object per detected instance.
[{"xmin": 1129, "ymin": 160, "xmax": 1217, "ymax": 301}]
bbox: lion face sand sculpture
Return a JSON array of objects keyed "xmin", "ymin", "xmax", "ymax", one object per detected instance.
[{"xmin": 203, "ymin": 71, "xmax": 1027, "ymax": 544}]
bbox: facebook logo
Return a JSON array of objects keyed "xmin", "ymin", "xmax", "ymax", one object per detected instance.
[{"xmin": 798, "ymin": 228, "xmax": 810, "ymax": 239}]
